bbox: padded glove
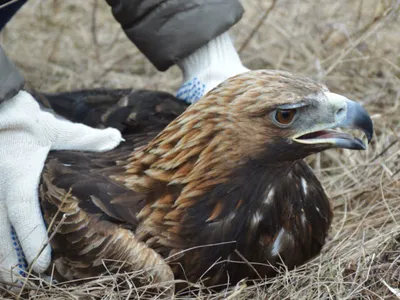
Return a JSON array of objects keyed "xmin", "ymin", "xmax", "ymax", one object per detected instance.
[{"xmin": 0, "ymin": 91, "xmax": 123, "ymax": 284}]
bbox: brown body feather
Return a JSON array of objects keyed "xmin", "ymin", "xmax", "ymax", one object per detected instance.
[{"xmin": 39, "ymin": 71, "xmax": 334, "ymax": 287}]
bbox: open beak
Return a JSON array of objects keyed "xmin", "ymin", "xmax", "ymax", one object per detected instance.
[{"xmin": 293, "ymin": 97, "xmax": 373, "ymax": 150}]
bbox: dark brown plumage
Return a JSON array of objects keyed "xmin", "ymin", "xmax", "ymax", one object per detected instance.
[{"xmin": 37, "ymin": 70, "xmax": 373, "ymax": 288}]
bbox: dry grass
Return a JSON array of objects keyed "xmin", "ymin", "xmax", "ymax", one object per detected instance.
[{"xmin": 1, "ymin": 0, "xmax": 400, "ymax": 299}]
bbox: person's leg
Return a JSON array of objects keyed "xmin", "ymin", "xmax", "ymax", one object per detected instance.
[{"xmin": 0, "ymin": 0, "xmax": 28, "ymax": 31}]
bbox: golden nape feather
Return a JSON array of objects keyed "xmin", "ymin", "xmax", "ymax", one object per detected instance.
[{"xmin": 38, "ymin": 70, "xmax": 373, "ymax": 289}]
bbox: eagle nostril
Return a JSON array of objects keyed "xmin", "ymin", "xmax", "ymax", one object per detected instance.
[{"xmin": 336, "ymin": 107, "xmax": 346, "ymax": 121}]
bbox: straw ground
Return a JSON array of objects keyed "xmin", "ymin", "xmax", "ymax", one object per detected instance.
[{"xmin": 1, "ymin": 0, "xmax": 399, "ymax": 299}]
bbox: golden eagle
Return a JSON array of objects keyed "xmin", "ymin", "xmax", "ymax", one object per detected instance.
[{"xmin": 37, "ymin": 70, "xmax": 373, "ymax": 287}]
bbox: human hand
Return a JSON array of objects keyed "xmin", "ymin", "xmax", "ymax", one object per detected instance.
[
  {"xmin": 0, "ymin": 91, "xmax": 123, "ymax": 284},
  {"xmin": 176, "ymin": 32, "xmax": 249, "ymax": 103}
]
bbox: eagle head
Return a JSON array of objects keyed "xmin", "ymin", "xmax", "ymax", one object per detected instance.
[{"xmin": 185, "ymin": 69, "xmax": 373, "ymax": 164}]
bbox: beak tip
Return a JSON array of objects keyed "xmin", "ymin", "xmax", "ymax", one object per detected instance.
[{"xmin": 364, "ymin": 114, "xmax": 374, "ymax": 144}]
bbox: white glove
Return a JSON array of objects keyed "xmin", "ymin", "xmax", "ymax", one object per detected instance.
[
  {"xmin": 0, "ymin": 91, "xmax": 123, "ymax": 284},
  {"xmin": 176, "ymin": 31, "xmax": 249, "ymax": 103}
]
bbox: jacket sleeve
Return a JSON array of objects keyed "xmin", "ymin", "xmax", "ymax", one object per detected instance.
[
  {"xmin": 0, "ymin": 45, "xmax": 24, "ymax": 103},
  {"xmin": 105, "ymin": 0, "xmax": 244, "ymax": 71}
]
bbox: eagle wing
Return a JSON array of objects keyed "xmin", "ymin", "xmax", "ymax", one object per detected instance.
[{"xmin": 38, "ymin": 89, "xmax": 187, "ymax": 284}]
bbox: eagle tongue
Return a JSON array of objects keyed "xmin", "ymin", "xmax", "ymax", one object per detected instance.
[
  {"xmin": 317, "ymin": 130, "xmax": 353, "ymax": 140},
  {"xmin": 299, "ymin": 130, "xmax": 353, "ymax": 140}
]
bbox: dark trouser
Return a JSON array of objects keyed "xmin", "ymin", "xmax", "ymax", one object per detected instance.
[{"xmin": 0, "ymin": 0, "xmax": 27, "ymax": 31}]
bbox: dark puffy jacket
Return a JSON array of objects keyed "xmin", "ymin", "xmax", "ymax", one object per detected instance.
[{"xmin": 0, "ymin": 0, "xmax": 243, "ymax": 103}]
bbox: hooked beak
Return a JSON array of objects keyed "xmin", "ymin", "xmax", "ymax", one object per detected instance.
[{"xmin": 293, "ymin": 93, "xmax": 373, "ymax": 150}]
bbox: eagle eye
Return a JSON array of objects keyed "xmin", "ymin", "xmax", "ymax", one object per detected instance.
[{"xmin": 274, "ymin": 109, "xmax": 296, "ymax": 125}]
